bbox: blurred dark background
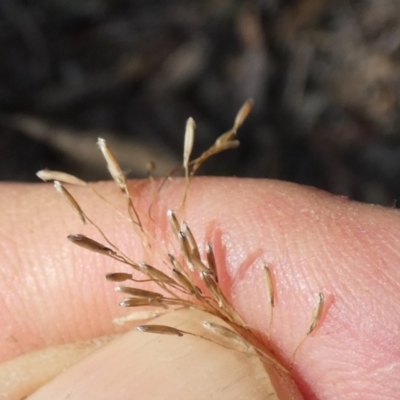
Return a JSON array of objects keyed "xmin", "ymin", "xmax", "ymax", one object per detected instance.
[{"xmin": 1, "ymin": 0, "xmax": 400, "ymax": 206}]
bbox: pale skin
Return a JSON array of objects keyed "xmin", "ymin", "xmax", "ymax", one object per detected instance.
[{"xmin": 1, "ymin": 178, "xmax": 400, "ymax": 399}]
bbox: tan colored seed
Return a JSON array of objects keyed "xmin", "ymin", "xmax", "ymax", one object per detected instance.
[
  {"xmin": 106, "ymin": 272, "xmax": 133, "ymax": 282},
  {"xmin": 178, "ymin": 232, "xmax": 193, "ymax": 266},
  {"xmin": 119, "ymin": 297, "xmax": 164, "ymax": 308},
  {"xmin": 138, "ymin": 262, "xmax": 177, "ymax": 286},
  {"xmin": 136, "ymin": 324, "xmax": 184, "ymax": 337},
  {"xmin": 264, "ymin": 265, "xmax": 275, "ymax": 307},
  {"xmin": 167, "ymin": 209, "xmax": 180, "ymax": 238},
  {"xmin": 168, "ymin": 254, "xmax": 185, "ymax": 274},
  {"xmin": 200, "ymin": 271, "xmax": 224, "ymax": 307},
  {"xmin": 308, "ymin": 293, "xmax": 325, "ymax": 335},
  {"xmin": 115, "ymin": 286, "xmax": 163, "ymax": 299},
  {"xmin": 97, "ymin": 138, "xmax": 126, "ymax": 191},
  {"xmin": 203, "ymin": 321, "xmax": 249, "ymax": 349},
  {"xmin": 37, "ymin": 169, "xmax": 87, "ymax": 186},
  {"xmin": 183, "ymin": 117, "xmax": 195, "ymax": 170},
  {"xmin": 146, "ymin": 161, "xmax": 156, "ymax": 174},
  {"xmin": 54, "ymin": 181, "xmax": 86, "ymax": 224},
  {"xmin": 181, "ymin": 222, "xmax": 200, "ymax": 261},
  {"xmin": 172, "ymin": 268, "xmax": 197, "ymax": 294},
  {"xmin": 233, "ymin": 98, "xmax": 254, "ymax": 129},
  {"xmin": 67, "ymin": 234, "xmax": 116, "ymax": 256},
  {"xmin": 191, "ymin": 258, "xmax": 210, "ymax": 274},
  {"xmin": 205, "ymin": 243, "xmax": 218, "ymax": 282}
]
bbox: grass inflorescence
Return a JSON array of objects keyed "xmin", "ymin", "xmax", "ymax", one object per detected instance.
[{"xmin": 37, "ymin": 99, "xmax": 325, "ymax": 393}]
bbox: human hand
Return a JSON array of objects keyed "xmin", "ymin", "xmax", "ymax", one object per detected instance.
[{"xmin": 1, "ymin": 178, "xmax": 399, "ymax": 399}]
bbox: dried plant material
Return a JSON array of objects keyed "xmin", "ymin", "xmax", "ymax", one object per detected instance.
[
  {"xmin": 44, "ymin": 100, "xmax": 327, "ymax": 399},
  {"xmin": 205, "ymin": 243, "xmax": 218, "ymax": 282},
  {"xmin": 115, "ymin": 286, "xmax": 163, "ymax": 299},
  {"xmin": 167, "ymin": 254, "xmax": 185, "ymax": 275},
  {"xmin": 119, "ymin": 297, "xmax": 165, "ymax": 308},
  {"xmin": 138, "ymin": 262, "xmax": 177, "ymax": 286},
  {"xmin": 67, "ymin": 234, "xmax": 116, "ymax": 256},
  {"xmin": 54, "ymin": 181, "xmax": 86, "ymax": 224},
  {"xmin": 190, "ymin": 103, "xmax": 249, "ymax": 175},
  {"xmin": 146, "ymin": 161, "xmax": 156, "ymax": 175},
  {"xmin": 264, "ymin": 265, "xmax": 275, "ymax": 307},
  {"xmin": 233, "ymin": 98, "xmax": 254, "ymax": 130},
  {"xmin": 106, "ymin": 272, "xmax": 133, "ymax": 282},
  {"xmin": 203, "ymin": 321, "xmax": 250, "ymax": 350},
  {"xmin": 167, "ymin": 209, "xmax": 180, "ymax": 238},
  {"xmin": 307, "ymin": 292, "xmax": 325, "ymax": 335},
  {"xmin": 190, "ymin": 258, "xmax": 210, "ymax": 274},
  {"xmin": 181, "ymin": 222, "xmax": 201, "ymax": 261},
  {"xmin": 200, "ymin": 271, "xmax": 225, "ymax": 308},
  {"xmin": 177, "ymin": 231, "xmax": 194, "ymax": 265},
  {"xmin": 37, "ymin": 169, "xmax": 87, "ymax": 186},
  {"xmin": 172, "ymin": 268, "xmax": 198, "ymax": 295},
  {"xmin": 136, "ymin": 325, "xmax": 184, "ymax": 337},
  {"xmin": 97, "ymin": 138, "xmax": 127, "ymax": 191},
  {"xmin": 290, "ymin": 293, "xmax": 326, "ymax": 369},
  {"xmin": 183, "ymin": 117, "xmax": 195, "ymax": 174}
]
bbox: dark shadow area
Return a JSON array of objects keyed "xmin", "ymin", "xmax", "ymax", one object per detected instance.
[{"xmin": 1, "ymin": 0, "xmax": 400, "ymax": 205}]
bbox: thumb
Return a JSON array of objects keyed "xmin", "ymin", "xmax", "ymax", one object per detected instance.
[{"xmin": 26, "ymin": 309, "xmax": 302, "ymax": 400}]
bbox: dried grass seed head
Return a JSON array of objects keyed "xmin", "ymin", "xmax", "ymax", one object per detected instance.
[
  {"xmin": 106, "ymin": 272, "xmax": 133, "ymax": 282},
  {"xmin": 37, "ymin": 169, "xmax": 87, "ymax": 186},
  {"xmin": 264, "ymin": 265, "xmax": 275, "ymax": 307},
  {"xmin": 200, "ymin": 271, "xmax": 225, "ymax": 307},
  {"xmin": 233, "ymin": 98, "xmax": 254, "ymax": 130},
  {"xmin": 183, "ymin": 117, "xmax": 195, "ymax": 170},
  {"xmin": 172, "ymin": 268, "xmax": 198, "ymax": 295},
  {"xmin": 136, "ymin": 325, "xmax": 184, "ymax": 337},
  {"xmin": 67, "ymin": 234, "xmax": 116, "ymax": 256},
  {"xmin": 178, "ymin": 231, "xmax": 194, "ymax": 266},
  {"xmin": 308, "ymin": 293, "xmax": 325, "ymax": 335},
  {"xmin": 203, "ymin": 321, "xmax": 250, "ymax": 350},
  {"xmin": 97, "ymin": 138, "xmax": 127, "ymax": 191},
  {"xmin": 167, "ymin": 209, "xmax": 181, "ymax": 238},
  {"xmin": 181, "ymin": 222, "xmax": 201, "ymax": 261},
  {"xmin": 54, "ymin": 181, "xmax": 86, "ymax": 224},
  {"xmin": 205, "ymin": 243, "xmax": 218, "ymax": 282},
  {"xmin": 138, "ymin": 262, "xmax": 177, "ymax": 286},
  {"xmin": 119, "ymin": 297, "xmax": 165, "ymax": 308}
]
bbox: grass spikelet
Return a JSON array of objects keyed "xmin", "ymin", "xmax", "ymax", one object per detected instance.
[
  {"xmin": 203, "ymin": 321, "xmax": 250, "ymax": 350},
  {"xmin": 67, "ymin": 234, "xmax": 116, "ymax": 256},
  {"xmin": 138, "ymin": 262, "xmax": 178, "ymax": 286},
  {"xmin": 307, "ymin": 292, "xmax": 325, "ymax": 335},
  {"xmin": 37, "ymin": 169, "xmax": 87, "ymax": 186},
  {"xmin": 183, "ymin": 117, "xmax": 195, "ymax": 177},
  {"xmin": 54, "ymin": 181, "xmax": 86, "ymax": 224},
  {"xmin": 136, "ymin": 325, "xmax": 185, "ymax": 337},
  {"xmin": 167, "ymin": 209, "xmax": 180, "ymax": 238},
  {"xmin": 205, "ymin": 243, "xmax": 218, "ymax": 282},
  {"xmin": 290, "ymin": 292, "xmax": 326, "ymax": 369},
  {"xmin": 106, "ymin": 272, "xmax": 133, "ymax": 282},
  {"xmin": 181, "ymin": 222, "xmax": 201, "ymax": 261},
  {"xmin": 264, "ymin": 264, "xmax": 275, "ymax": 307},
  {"xmin": 43, "ymin": 99, "xmax": 327, "ymax": 397},
  {"xmin": 119, "ymin": 297, "xmax": 165, "ymax": 308},
  {"xmin": 97, "ymin": 138, "xmax": 127, "ymax": 191},
  {"xmin": 233, "ymin": 98, "xmax": 254, "ymax": 130}
]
